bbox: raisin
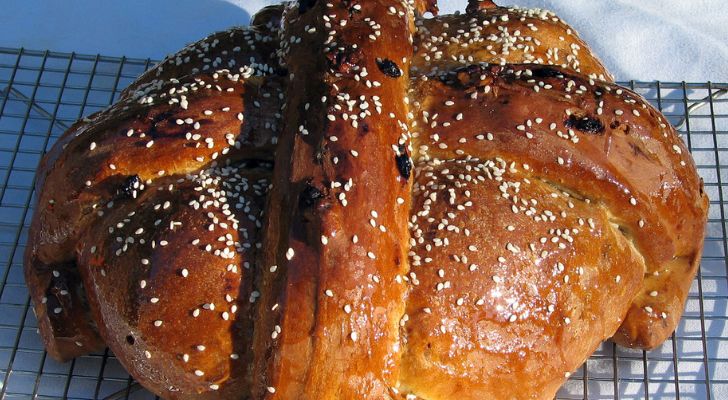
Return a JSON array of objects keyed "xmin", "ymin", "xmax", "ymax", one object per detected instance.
[
  {"xmin": 565, "ymin": 115, "xmax": 604, "ymax": 135},
  {"xmin": 395, "ymin": 147, "xmax": 412, "ymax": 180},
  {"xmin": 376, "ymin": 58, "xmax": 402, "ymax": 78},
  {"xmin": 117, "ymin": 175, "xmax": 142, "ymax": 199}
]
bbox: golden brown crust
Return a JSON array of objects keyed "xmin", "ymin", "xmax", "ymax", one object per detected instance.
[
  {"xmin": 408, "ymin": 63, "xmax": 708, "ymax": 352},
  {"xmin": 401, "ymin": 158, "xmax": 645, "ymax": 399},
  {"xmin": 253, "ymin": 1, "xmax": 415, "ymax": 398},
  {"xmin": 24, "ymin": 11, "xmax": 282, "ymax": 397},
  {"xmin": 412, "ymin": 6, "xmax": 613, "ymax": 82},
  {"xmin": 78, "ymin": 170, "xmax": 269, "ymax": 398},
  {"xmin": 120, "ymin": 7, "xmax": 283, "ymax": 100},
  {"xmin": 23, "ymin": 1, "xmax": 708, "ymax": 399}
]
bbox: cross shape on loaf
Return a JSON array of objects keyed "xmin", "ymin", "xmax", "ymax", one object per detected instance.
[{"xmin": 24, "ymin": 1, "xmax": 708, "ymax": 399}]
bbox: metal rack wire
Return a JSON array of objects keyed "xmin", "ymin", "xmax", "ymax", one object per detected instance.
[{"xmin": 0, "ymin": 46, "xmax": 725, "ymax": 399}]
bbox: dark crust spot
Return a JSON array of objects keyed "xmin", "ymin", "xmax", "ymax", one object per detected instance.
[
  {"xmin": 116, "ymin": 175, "xmax": 142, "ymax": 200},
  {"xmin": 565, "ymin": 115, "xmax": 605, "ymax": 135},
  {"xmin": 531, "ymin": 66, "xmax": 564, "ymax": 79},
  {"xmin": 146, "ymin": 110, "xmax": 175, "ymax": 139},
  {"xmin": 376, "ymin": 58, "xmax": 402, "ymax": 78},
  {"xmin": 300, "ymin": 184, "xmax": 324, "ymax": 208},
  {"xmin": 299, "ymin": 0, "xmax": 316, "ymax": 14},
  {"xmin": 342, "ymin": 0, "xmax": 362, "ymax": 17},
  {"xmin": 126, "ymin": 335, "xmax": 135, "ymax": 345},
  {"xmin": 629, "ymin": 142, "xmax": 649, "ymax": 159},
  {"xmin": 395, "ymin": 146, "xmax": 412, "ymax": 180},
  {"xmin": 326, "ymin": 46, "xmax": 362, "ymax": 75},
  {"xmin": 235, "ymin": 159, "xmax": 274, "ymax": 171},
  {"xmin": 440, "ymin": 64, "xmax": 501, "ymax": 89}
]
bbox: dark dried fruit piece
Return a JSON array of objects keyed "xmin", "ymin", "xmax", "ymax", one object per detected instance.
[
  {"xmin": 395, "ymin": 147, "xmax": 412, "ymax": 179},
  {"xmin": 376, "ymin": 58, "xmax": 402, "ymax": 78},
  {"xmin": 117, "ymin": 175, "xmax": 142, "ymax": 200},
  {"xmin": 565, "ymin": 115, "xmax": 605, "ymax": 135}
]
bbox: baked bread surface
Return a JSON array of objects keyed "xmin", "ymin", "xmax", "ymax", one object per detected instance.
[{"xmin": 24, "ymin": 0, "xmax": 708, "ymax": 398}]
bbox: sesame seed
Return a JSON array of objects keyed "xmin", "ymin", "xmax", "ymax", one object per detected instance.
[{"xmin": 286, "ymin": 247, "xmax": 295, "ymax": 260}]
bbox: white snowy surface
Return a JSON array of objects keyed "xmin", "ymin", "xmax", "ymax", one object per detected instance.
[{"xmin": 1, "ymin": 0, "xmax": 726, "ymax": 82}]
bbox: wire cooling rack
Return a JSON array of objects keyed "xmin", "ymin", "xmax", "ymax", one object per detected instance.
[{"xmin": 0, "ymin": 46, "xmax": 726, "ymax": 400}]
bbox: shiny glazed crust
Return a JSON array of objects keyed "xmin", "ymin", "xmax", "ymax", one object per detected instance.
[{"xmin": 24, "ymin": 0, "xmax": 708, "ymax": 399}]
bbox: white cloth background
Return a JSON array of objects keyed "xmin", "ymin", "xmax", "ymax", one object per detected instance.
[{"xmin": 1, "ymin": 0, "xmax": 726, "ymax": 82}]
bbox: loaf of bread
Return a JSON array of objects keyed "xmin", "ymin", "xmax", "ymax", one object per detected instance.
[{"xmin": 24, "ymin": 0, "xmax": 708, "ymax": 398}]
